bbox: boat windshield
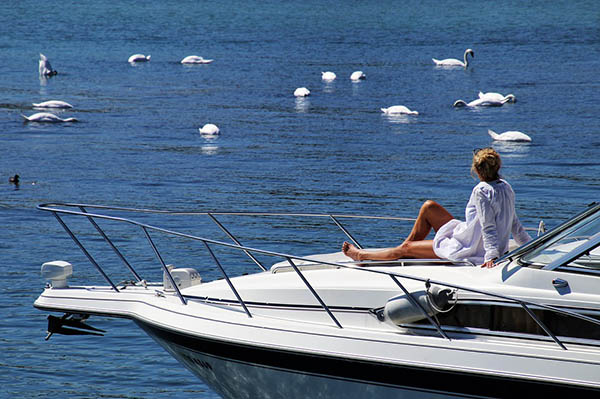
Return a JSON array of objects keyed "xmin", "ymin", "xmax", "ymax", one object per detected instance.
[{"xmin": 520, "ymin": 210, "xmax": 600, "ymax": 269}]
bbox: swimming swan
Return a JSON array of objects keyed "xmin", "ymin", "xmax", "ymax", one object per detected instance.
[
  {"xmin": 488, "ymin": 129, "xmax": 531, "ymax": 142},
  {"xmin": 39, "ymin": 54, "xmax": 57, "ymax": 76},
  {"xmin": 181, "ymin": 55, "xmax": 213, "ymax": 64},
  {"xmin": 479, "ymin": 92, "xmax": 516, "ymax": 103},
  {"xmin": 294, "ymin": 87, "xmax": 310, "ymax": 97},
  {"xmin": 21, "ymin": 112, "xmax": 78, "ymax": 123},
  {"xmin": 32, "ymin": 100, "xmax": 73, "ymax": 109},
  {"xmin": 432, "ymin": 49, "xmax": 474, "ymax": 68},
  {"xmin": 350, "ymin": 71, "xmax": 366, "ymax": 81},
  {"xmin": 321, "ymin": 71, "xmax": 336, "ymax": 81},
  {"xmin": 128, "ymin": 54, "xmax": 151, "ymax": 63},
  {"xmin": 453, "ymin": 96, "xmax": 510, "ymax": 107},
  {"xmin": 380, "ymin": 105, "xmax": 419, "ymax": 115},
  {"xmin": 199, "ymin": 124, "xmax": 220, "ymax": 135}
]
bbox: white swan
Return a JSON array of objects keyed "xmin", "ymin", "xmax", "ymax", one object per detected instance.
[
  {"xmin": 350, "ymin": 71, "xmax": 366, "ymax": 81},
  {"xmin": 321, "ymin": 71, "xmax": 336, "ymax": 81},
  {"xmin": 39, "ymin": 53, "xmax": 57, "ymax": 76},
  {"xmin": 22, "ymin": 112, "xmax": 78, "ymax": 123},
  {"xmin": 453, "ymin": 96, "xmax": 510, "ymax": 107},
  {"xmin": 32, "ymin": 100, "xmax": 73, "ymax": 109},
  {"xmin": 294, "ymin": 87, "xmax": 310, "ymax": 97},
  {"xmin": 199, "ymin": 124, "xmax": 220, "ymax": 135},
  {"xmin": 181, "ymin": 55, "xmax": 213, "ymax": 64},
  {"xmin": 488, "ymin": 129, "xmax": 531, "ymax": 142},
  {"xmin": 432, "ymin": 48, "xmax": 474, "ymax": 68},
  {"xmin": 479, "ymin": 92, "xmax": 516, "ymax": 103},
  {"xmin": 380, "ymin": 105, "xmax": 419, "ymax": 115},
  {"xmin": 128, "ymin": 54, "xmax": 151, "ymax": 63}
]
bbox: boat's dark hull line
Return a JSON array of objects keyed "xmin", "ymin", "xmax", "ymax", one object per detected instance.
[{"xmin": 137, "ymin": 321, "xmax": 599, "ymax": 398}]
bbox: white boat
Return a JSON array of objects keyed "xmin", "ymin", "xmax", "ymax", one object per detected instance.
[{"xmin": 34, "ymin": 202, "xmax": 600, "ymax": 398}]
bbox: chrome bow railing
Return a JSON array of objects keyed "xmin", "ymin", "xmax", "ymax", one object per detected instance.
[{"xmin": 38, "ymin": 202, "xmax": 597, "ymax": 350}]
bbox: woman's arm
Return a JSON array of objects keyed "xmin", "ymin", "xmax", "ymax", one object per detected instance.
[
  {"xmin": 511, "ymin": 213, "xmax": 532, "ymax": 245},
  {"xmin": 474, "ymin": 189, "xmax": 500, "ymax": 262}
]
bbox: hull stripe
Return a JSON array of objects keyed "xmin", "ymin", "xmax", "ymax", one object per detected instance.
[{"xmin": 137, "ymin": 321, "xmax": 599, "ymax": 398}]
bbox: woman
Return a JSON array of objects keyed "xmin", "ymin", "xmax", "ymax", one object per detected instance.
[{"xmin": 342, "ymin": 148, "xmax": 531, "ymax": 268}]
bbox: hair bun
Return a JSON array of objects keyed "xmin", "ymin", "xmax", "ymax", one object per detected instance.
[{"xmin": 472, "ymin": 148, "xmax": 501, "ymax": 181}]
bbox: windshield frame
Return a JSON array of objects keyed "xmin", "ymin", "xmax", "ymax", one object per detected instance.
[
  {"xmin": 499, "ymin": 202, "xmax": 600, "ymax": 268},
  {"xmin": 543, "ymin": 231, "xmax": 600, "ymax": 271}
]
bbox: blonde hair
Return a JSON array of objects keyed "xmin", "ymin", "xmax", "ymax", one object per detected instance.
[{"xmin": 472, "ymin": 148, "xmax": 501, "ymax": 181}]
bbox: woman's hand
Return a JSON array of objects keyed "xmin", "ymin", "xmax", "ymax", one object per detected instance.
[{"xmin": 481, "ymin": 258, "xmax": 498, "ymax": 268}]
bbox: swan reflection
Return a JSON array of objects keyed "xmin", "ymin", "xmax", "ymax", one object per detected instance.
[
  {"xmin": 201, "ymin": 145, "xmax": 219, "ymax": 155},
  {"xmin": 295, "ymin": 98, "xmax": 310, "ymax": 113},
  {"xmin": 322, "ymin": 82, "xmax": 335, "ymax": 94},
  {"xmin": 382, "ymin": 114, "xmax": 415, "ymax": 124},
  {"xmin": 491, "ymin": 141, "xmax": 532, "ymax": 158}
]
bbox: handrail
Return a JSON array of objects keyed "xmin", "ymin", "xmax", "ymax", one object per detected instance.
[
  {"xmin": 207, "ymin": 213, "xmax": 267, "ymax": 271},
  {"xmin": 79, "ymin": 206, "xmax": 142, "ymax": 282},
  {"xmin": 142, "ymin": 226, "xmax": 187, "ymax": 305},
  {"xmin": 38, "ymin": 202, "xmax": 419, "ymax": 221},
  {"xmin": 52, "ymin": 211, "xmax": 120, "ymax": 293},
  {"xmin": 520, "ymin": 302, "xmax": 566, "ymax": 350},
  {"xmin": 389, "ymin": 275, "xmax": 449, "ymax": 340},
  {"xmin": 204, "ymin": 241, "xmax": 251, "ymax": 317},
  {"xmin": 286, "ymin": 257, "xmax": 342, "ymax": 328},
  {"xmin": 38, "ymin": 202, "xmax": 600, "ymax": 350},
  {"xmin": 330, "ymin": 215, "xmax": 363, "ymax": 249}
]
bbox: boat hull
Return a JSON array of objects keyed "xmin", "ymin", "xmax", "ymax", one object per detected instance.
[{"xmin": 138, "ymin": 320, "xmax": 598, "ymax": 399}]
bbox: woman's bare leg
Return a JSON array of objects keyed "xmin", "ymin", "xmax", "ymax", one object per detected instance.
[
  {"xmin": 341, "ymin": 200, "xmax": 453, "ymax": 262},
  {"xmin": 404, "ymin": 200, "xmax": 453, "ymax": 242},
  {"xmin": 342, "ymin": 240, "xmax": 437, "ymax": 261}
]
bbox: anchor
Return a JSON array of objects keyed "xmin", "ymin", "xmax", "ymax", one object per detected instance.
[{"xmin": 45, "ymin": 314, "xmax": 106, "ymax": 340}]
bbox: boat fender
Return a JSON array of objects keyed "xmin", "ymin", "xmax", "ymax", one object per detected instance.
[{"xmin": 383, "ymin": 284, "xmax": 457, "ymax": 325}]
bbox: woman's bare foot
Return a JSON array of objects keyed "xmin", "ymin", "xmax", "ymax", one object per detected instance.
[{"xmin": 342, "ymin": 241, "xmax": 362, "ymax": 261}]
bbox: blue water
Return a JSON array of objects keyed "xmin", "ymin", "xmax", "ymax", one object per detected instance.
[{"xmin": 2, "ymin": 0, "xmax": 599, "ymax": 397}]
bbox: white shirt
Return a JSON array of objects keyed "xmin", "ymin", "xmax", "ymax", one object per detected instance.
[{"xmin": 433, "ymin": 179, "xmax": 531, "ymax": 265}]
